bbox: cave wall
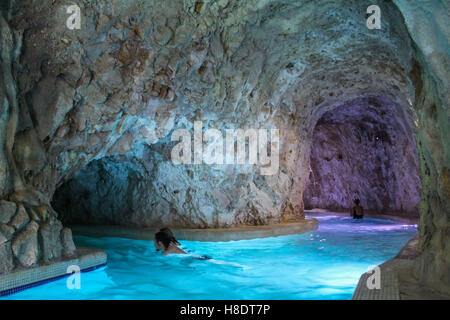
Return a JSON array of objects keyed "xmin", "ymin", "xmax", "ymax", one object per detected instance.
[
  {"xmin": 21, "ymin": 0, "xmax": 415, "ymax": 229},
  {"xmin": 48, "ymin": 0, "xmax": 419, "ymax": 228},
  {"xmin": 53, "ymin": 154, "xmax": 151, "ymax": 227},
  {"xmin": 393, "ymin": 0, "xmax": 450, "ymax": 295},
  {"xmin": 54, "ymin": 140, "xmax": 288, "ymax": 228},
  {"xmin": 304, "ymin": 97, "xmax": 421, "ymax": 217},
  {"xmin": 0, "ymin": 0, "xmax": 448, "ymax": 295},
  {"xmin": 0, "ymin": 6, "xmax": 76, "ymax": 275}
]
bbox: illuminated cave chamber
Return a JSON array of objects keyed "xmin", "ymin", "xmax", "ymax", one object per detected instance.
[
  {"xmin": 1, "ymin": 0, "xmax": 449, "ymax": 296},
  {"xmin": 52, "ymin": 141, "xmax": 179, "ymax": 228},
  {"xmin": 304, "ymin": 97, "xmax": 421, "ymax": 217}
]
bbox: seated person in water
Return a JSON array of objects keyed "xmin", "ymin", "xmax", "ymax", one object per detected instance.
[
  {"xmin": 154, "ymin": 229, "xmax": 187, "ymax": 255},
  {"xmin": 350, "ymin": 199, "xmax": 364, "ymax": 219}
]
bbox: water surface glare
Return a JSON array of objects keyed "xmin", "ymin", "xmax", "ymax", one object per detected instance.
[{"xmin": 2, "ymin": 214, "xmax": 417, "ymax": 299}]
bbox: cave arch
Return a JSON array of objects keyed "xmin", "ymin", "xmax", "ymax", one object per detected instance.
[
  {"xmin": 303, "ymin": 96, "xmax": 421, "ymax": 217},
  {"xmin": 0, "ymin": 0, "xmax": 448, "ymax": 296},
  {"xmin": 51, "ymin": 155, "xmax": 152, "ymax": 227}
]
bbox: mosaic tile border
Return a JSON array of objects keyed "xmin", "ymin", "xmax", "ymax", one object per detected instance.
[
  {"xmin": 0, "ymin": 247, "xmax": 107, "ymax": 297},
  {"xmin": 352, "ymin": 268, "xmax": 400, "ymax": 300}
]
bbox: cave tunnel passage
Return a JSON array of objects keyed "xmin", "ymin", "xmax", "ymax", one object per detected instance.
[
  {"xmin": 51, "ymin": 140, "xmax": 194, "ymax": 229},
  {"xmin": 304, "ymin": 97, "xmax": 422, "ymax": 218},
  {"xmin": 51, "ymin": 154, "xmax": 156, "ymax": 227}
]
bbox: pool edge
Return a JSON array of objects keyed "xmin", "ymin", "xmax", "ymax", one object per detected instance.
[
  {"xmin": 69, "ymin": 218, "xmax": 319, "ymax": 242},
  {"xmin": 352, "ymin": 233, "xmax": 450, "ymax": 300},
  {"xmin": 0, "ymin": 247, "xmax": 107, "ymax": 297}
]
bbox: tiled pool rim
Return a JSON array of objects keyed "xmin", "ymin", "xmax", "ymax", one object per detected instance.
[
  {"xmin": 352, "ymin": 267, "xmax": 400, "ymax": 300},
  {"xmin": 0, "ymin": 248, "xmax": 107, "ymax": 297}
]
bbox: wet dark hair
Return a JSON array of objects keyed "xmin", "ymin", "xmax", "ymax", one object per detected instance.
[
  {"xmin": 155, "ymin": 231, "xmax": 173, "ymax": 249},
  {"xmin": 159, "ymin": 227, "xmax": 180, "ymax": 245},
  {"xmin": 160, "ymin": 227, "xmax": 174, "ymax": 237},
  {"xmin": 354, "ymin": 199, "xmax": 360, "ymax": 205}
]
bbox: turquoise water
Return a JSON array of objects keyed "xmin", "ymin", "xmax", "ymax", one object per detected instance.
[{"xmin": 2, "ymin": 214, "xmax": 417, "ymax": 300}]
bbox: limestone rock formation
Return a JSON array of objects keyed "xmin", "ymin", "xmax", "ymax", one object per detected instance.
[
  {"xmin": 393, "ymin": 0, "xmax": 450, "ymax": 296},
  {"xmin": 0, "ymin": 223, "xmax": 14, "ymax": 241},
  {"xmin": 0, "ymin": 229, "xmax": 14, "ymax": 274},
  {"xmin": 39, "ymin": 218, "xmax": 63, "ymax": 263},
  {"xmin": 43, "ymin": 0, "xmax": 419, "ymax": 229},
  {"xmin": 304, "ymin": 97, "xmax": 421, "ymax": 217},
  {"xmin": 9, "ymin": 204, "xmax": 30, "ymax": 230},
  {"xmin": 0, "ymin": 200, "xmax": 17, "ymax": 224},
  {"xmin": 12, "ymin": 221, "xmax": 39, "ymax": 267},
  {"xmin": 0, "ymin": 0, "xmax": 448, "ymax": 296},
  {"xmin": 61, "ymin": 228, "xmax": 77, "ymax": 258}
]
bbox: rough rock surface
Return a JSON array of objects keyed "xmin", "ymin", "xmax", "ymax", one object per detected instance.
[
  {"xmin": 61, "ymin": 227, "xmax": 77, "ymax": 258},
  {"xmin": 11, "ymin": 221, "xmax": 39, "ymax": 267},
  {"xmin": 43, "ymin": 0, "xmax": 418, "ymax": 229},
  {"xmin": 0, "ymin": 231, "xmax": 14, "ymax": 274},
  {"xmin": 9, "ymin": 204, "xmax": 30, "ymax": 230},
  {"xmin": 304, "ymin": 97, "xmax": 421, "ymax": 217},
  {"xmin": 0, "ymin": 200, "xmax": 17, "ymax": 224},
  {"xmin": 0, "ymin": 0, "xmax": 448, "ymax": 295},
  {"xmin": 392, "ymin": 0, "xmax": 450, "ymax": 295},
  {"xmin": 39, "ymin": 218, "xmax": 63, "ymax": 263}
]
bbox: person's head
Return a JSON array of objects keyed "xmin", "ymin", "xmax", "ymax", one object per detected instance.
[
  {"xmin": 154, "ymin": 231, "xmax": 173, "ymax": 251},
  {"xmin": 354, "ymin": 198, "xmax": 360, "ymax": 205},
  {"xmin": 159, "ymin": 227, "xmax": 180, "ymax": 245}
]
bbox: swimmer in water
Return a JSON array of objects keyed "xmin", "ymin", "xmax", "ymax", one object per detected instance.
[
  {"xmin": 154, "ymin": 227, "xmax": 212, "ymax": 259},
  {"xmin": 154, "ymin": 228, "xmax": 186, "ymax": 255},
  {"xmin": 159, "ymin": 227, "xmax": 180, "ymax": 245}
]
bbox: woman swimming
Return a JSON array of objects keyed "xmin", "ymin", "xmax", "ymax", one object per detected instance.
[
  {"xmin": 154, "ymin": 228, "xmax": 211, "ymax": 260},
  {"xmin": 154, "ymin": 228, "xmax": 187, "ymax": 255}
]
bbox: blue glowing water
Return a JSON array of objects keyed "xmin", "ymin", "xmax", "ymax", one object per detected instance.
[{"xmin": 2, "ymin": 214, "xmax": 417, "ymax": 300}]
